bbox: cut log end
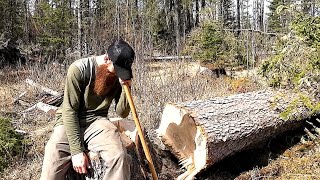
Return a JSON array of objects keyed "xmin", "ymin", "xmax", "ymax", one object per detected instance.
[{"xmin": 157, "ymin": 104, "xmax": 208, "ymax": 179}]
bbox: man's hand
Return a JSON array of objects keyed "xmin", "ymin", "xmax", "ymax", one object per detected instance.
[
  {"xmin": 71, "ymin": 152, "xmax": 91, "ymax": 174},
  {"xmin": 119, "ymin": 78, "xmax": 131, "ymax": 87}
]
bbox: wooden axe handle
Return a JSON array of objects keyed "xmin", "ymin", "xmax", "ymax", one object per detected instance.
[{"xmin": 123, "ymin": 84, "xmax": 158, "ymax": 180}]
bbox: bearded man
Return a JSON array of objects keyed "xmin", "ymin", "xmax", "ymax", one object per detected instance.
[{"xmin": 40, "ymin": 39, "xmax": 135, "ymax": 180}]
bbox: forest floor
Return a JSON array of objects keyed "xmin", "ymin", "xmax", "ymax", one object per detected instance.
[{"xmin": 0, "ymin": 60, "xmax": 319, "ymax": 180}]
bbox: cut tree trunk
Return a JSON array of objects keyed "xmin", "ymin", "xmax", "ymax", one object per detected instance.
[{"xmin": 157, "ymin": 90, "xmax": 314, "ymax": 180}]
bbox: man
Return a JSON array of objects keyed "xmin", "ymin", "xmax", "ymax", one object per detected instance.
[{"xmin": 40, "ymin": 39, "xmax": 135, "ymax": 180}]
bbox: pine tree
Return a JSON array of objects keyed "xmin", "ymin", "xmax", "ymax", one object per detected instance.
[
  {"xmin": 33, "ymin": 0, "xmax": 74, "ymax": 62},
  {"xmin": 0, "ymin": 0, "xmax": 25, "ymax": 40},
  {"xmin": 267, "ymin": 0, "xmax": 292, "ymax": 33}
]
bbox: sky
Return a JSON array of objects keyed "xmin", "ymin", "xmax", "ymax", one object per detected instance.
[{"xmin": 246, "ymin": 0, "xmax": 271, "ymax": 14}]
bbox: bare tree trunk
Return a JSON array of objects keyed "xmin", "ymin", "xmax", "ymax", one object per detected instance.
[
  {"xmin": 252, "ymin": 0, "xmax": 257, "ymax": 30},
  {"xmin": 23, "ymin": 0, "xmax": 29, "ymax": 43},
  {"xmin": 173, "ymin": 0, "xmax": 180, "ymax": 54},
  {"xmin": 135, "ymin": 0, "xmax": 138, "ymax": 20},
  {"xmin": 311, "ymin": 0, "xmax": 316, "ymax": 16},
  {"xmin": 126, "ymin": 0, "xmax": 129, "ymax": 35},
  {"xmin": 77, "ymin": 0, "xmax": 82, "ymax": 56},
  {"xmin": 251, "ymin": 0, "xmax": 256, "ymax": 68},
  {"xmin": 246, "ymin": 31, "xmax": 249, "ymax": 68},
  {"xmin": 130, "ymin": 0, "xmax": 137, "ymax": 48},
  {"xmin": 201, "ymin": 0, "xmax": 205, "ymax": 9},
  {"xmin": 183, "ymin": 8, "xmax": 186, "ymax": 42},
  {"xmin": 236, "ymin": 0, "xmax": 240, "ymax": 37},
  {"xmin": 219, "ymin": 0, "xmax": 223, "ymax": 23},
  {"xmin": 259, "ymin": 0, "xmax": 264, "ymax": 31},
  {"xmin": 69, "ymin": 0, "xmax": 74, "ymax": 52},
  {"xmin": 246, "ymin": 0, "xmax": 249, "ymax": 29},
  {"xmin": 195, "ymin": 0, "xmax": 199, "ymax": 26},
  {"xmin": 251, "ymin": 29, "xmax": 255, "ymax": 68},
  {"xmin": 116, "ymin": 0, "xmax": 120, "ymax": 39},
  {"xmin": 82, "ymin": 0, "xmax": 89, "ymax": 55},
  {"xmin": 215, "ymin": 1, "xmax": 219, "ymax": 21}
]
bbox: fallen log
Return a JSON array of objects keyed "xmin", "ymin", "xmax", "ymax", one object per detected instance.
[{"xmin": 157, "ymin": 90, "xmax": 315, "ymax": 179}]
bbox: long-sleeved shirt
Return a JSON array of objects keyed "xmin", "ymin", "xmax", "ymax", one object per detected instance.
[{"xmin": 55, "ymin": 56, "xmax": 130, "ymax": 155}]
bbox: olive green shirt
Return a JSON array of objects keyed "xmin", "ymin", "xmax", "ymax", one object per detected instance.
[{"xmin": 55, "ymin": 57, "xmax": 130, "ymax": 155}]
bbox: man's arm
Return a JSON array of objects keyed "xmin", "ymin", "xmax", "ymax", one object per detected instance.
[
  {"xmin": 114, "ymin": 79, "xmax": 131, "ymax": 118},
  {"xmin": 62, "ymin": 64, "xmax": 84, "ymax": 155},
  {"xmin": 62, "ymin": 64, "xmax": 90, "ymax": 174}
]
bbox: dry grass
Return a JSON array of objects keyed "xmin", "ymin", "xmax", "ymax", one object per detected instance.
[
  {"xmin": 132, "ymin": 60, "xmax": 244, "ymax": 129},
  {"xmin": 0, "ymin": 59, "xmax": 318, "ymax": 179},
  {"xmin": 0, "ymin": 63, "xmax": 66, "ymax": 180},
  {"xmin": 237, "ymin": 141, "xmax": 320, "ymax": 180}
]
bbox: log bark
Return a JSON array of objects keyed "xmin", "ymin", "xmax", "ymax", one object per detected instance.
[{"xmin": 157, "ymin": 90, "xmax": 314, "ymax": 179}]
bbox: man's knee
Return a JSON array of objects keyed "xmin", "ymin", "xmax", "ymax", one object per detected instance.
[
  {"xmin": 44, "ymin": 140, "xmax": 55, "ymax": 157},
  {"xmin": 100, "ymin": 146, "xmax": 128, "ymax": 164},
  {"xmin": 44, "ymin": 138, "xmax": 69, "ymax": 157},
  {"xmin": 94, "ymin": 119, "xmax": 118, "ymax": 131},
  {"xmin": 41, "ymin": 140, "xmax": 71, "ymax": 180},
  {"xmin": 114, "ymin": 149, "xmax": 127, "ymax": 161}
]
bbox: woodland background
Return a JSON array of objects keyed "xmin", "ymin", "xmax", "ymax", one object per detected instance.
[
  {"xmin": 0, "ymin": 0, "xmax": 319, "ymax": 179},
  {"xmin": 0, "ymin": 0, "xmax": 317, "ymax": 63}
]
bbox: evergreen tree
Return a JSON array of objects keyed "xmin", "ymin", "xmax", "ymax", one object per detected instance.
[
  {"xmin": 267, "ymin": 0, "xmax": 292, "ymax": 33},
  {"xmin": 0, "ymin": 0, "xmax": 25, "ymax": 40},
  {"xmin": 33, "ymin": 0, "xmax": 74, "ymax": 62}
]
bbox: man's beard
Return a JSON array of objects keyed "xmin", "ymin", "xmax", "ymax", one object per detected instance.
[{"xmin": 94, "ymin": 64, "xmax": 116, "ymax": 96}]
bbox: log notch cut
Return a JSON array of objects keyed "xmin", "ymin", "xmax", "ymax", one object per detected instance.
[{"xmin": 157, "ymin": 90, "xmax": 312, "ymax": 180}]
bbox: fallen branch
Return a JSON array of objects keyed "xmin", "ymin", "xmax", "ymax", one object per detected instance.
[
  {"xmin": 22, "ymin": 102, "xmax": 58, "ymax": 114},
  {"xmin": 144, "ymin": 56, "xmax": 192, "ymax": 61},
  {"xmin": 15, "ymin": 129, "xmax": 27, "ymax": 134},
  {"xmin": 306, "ymin": 120, "xmax": 320, "ymax": 136},
  {"xmin": 25, "ymin": 78, "xmax": 60, "ymax": 96},
  {"xmin": 10, "ymin": 91, "xmax": 27, "ymax": 104}
]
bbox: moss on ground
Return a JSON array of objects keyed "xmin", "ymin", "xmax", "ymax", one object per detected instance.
[{"xmin": 0, "ymin": 117, "xmax": 24, "ymax": 172}]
